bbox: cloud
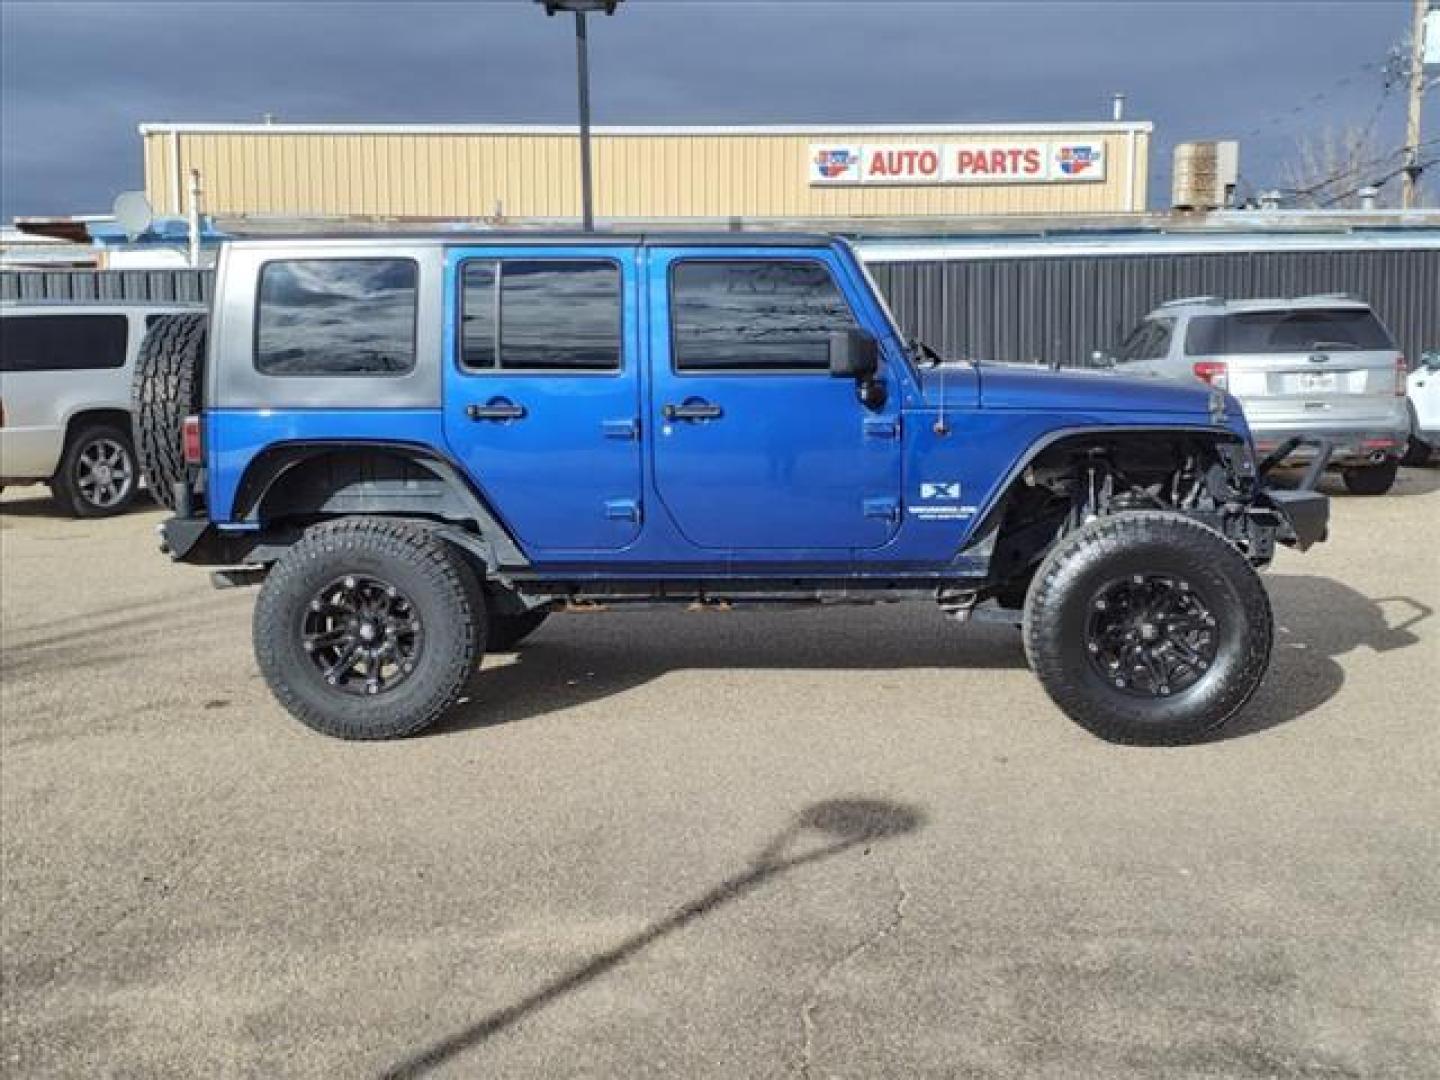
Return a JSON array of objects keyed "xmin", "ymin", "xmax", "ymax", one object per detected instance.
[{"xmin": 1, "ymin": 0, "xmax": 1428, "ymax": 221}]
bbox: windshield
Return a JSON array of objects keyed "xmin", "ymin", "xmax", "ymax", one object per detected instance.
[
  {"xmin": 1185, "ymin": 308, "xmax": 1394, "ymax": 355},
  {"xmin": 848, "ymin": 246, "xmax": 915, "ymax": 357}
]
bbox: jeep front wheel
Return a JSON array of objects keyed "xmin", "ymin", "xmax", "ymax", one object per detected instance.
[
  {"xmin": 254, "ymin": 519, "xmax": 485, "ymax": 739},
  {"xmin": 1023, "ymin": 512, "xmax": 1272, "ymax": 745}
]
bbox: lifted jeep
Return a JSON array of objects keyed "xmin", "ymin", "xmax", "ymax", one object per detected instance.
[{"xmin": 136, "ymin": 232, "xmax": 1328, "ymax": 744}]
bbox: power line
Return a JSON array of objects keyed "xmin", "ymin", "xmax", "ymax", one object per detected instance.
[
  {"xmin": 1319, "ymin": 154, "xmax": 1438, "ymax": 207},
  {"xmin": 1284, "ymin": 134, "xmax": 1440, "ymax": 200}
]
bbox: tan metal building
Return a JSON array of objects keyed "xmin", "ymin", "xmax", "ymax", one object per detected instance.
[{"xmin": 139, "ymin": 121, "xmax": 1151, "ymax": 222}]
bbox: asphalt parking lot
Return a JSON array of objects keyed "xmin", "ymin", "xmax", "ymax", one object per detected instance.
[{"xmin": 2, "ymin": 472, "xmax": 1437, "ymax": 1079}]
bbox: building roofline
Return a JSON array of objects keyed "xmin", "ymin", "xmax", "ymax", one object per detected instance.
[{"xmin": 137, "ymin": 120, "xmax": 1155, "ymax": 138}]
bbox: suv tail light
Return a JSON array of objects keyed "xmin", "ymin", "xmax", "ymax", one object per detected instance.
[
  {"xmin": 1192, "ymin": 360, "xmax": 1229, "ymax": 389},
  {"xmin": 182, "ymin": 415, "xmax": 203, "ymax": 465},
  {"xmin": 1395, "ymin": 356, "xmax": 1407, "ymax": 396}
]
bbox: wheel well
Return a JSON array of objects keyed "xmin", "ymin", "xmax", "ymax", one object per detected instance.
[
  {"xmin": 65, "ymin": 409, "xmax": 133, "ymax": 447},
  {"xmin": 235, "ymin": 444, "xmax": 529, "ymax": 570},
  {"xmin": 980, "ymin": 430, "xmax": 1247, "ymax": 601}
]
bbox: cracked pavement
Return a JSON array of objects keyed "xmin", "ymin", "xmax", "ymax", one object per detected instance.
[{"xmin": 2, "ymin": 469, "xmax": 1439, "ymax": 1078}]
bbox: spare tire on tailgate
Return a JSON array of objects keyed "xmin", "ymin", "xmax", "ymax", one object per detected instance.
[{"xmin": 133, "ymin": 312, "xmax": 207, "ymax": 510}]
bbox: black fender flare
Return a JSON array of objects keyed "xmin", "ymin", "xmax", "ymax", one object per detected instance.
[
  {"xmin": 956, "ymin": 423, "xmax": 1249, "ymax": 564},
  {"xmin": 230, "ymin": 439, "xmax": 530, "ymax": 570}
]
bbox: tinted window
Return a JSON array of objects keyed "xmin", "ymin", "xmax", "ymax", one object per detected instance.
[
  {"xmin": 671, "ymin": 260, "xmax": 857, "ymax": 371},
  {"xmin": 256, "ymin": 259, "xmax": 417, "ymax": 376},
  {"xmin": 0, "ymin": 314, "xmax": 128, "ymax": 373},
  {"xmin": 460, "ymin": 260, "xmax": 621, "ymax": 371},
  {"xmin": 1114, "ymin": 317, "xmax": 1174, "ymax": 364},
  {"xmin": 1185, "ymin": 308, "xmax": 1394, "ymax": 355}
]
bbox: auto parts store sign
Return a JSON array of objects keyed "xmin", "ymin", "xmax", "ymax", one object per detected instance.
[{"xmin": 809, "ymin": 142, "xmax": 1106, "ymax": 185}]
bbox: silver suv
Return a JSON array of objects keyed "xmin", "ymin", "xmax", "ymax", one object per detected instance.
[
  {"xmin": 1111, "ymin": 296, "xmax": 1409, "ymax": 495},
  {"xmin": 1, "ymin": 301, "xmax": 202, "ymax": 515}
]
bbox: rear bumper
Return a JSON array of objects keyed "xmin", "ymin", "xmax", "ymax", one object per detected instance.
[{"xmin": 1251, "ymin": 421, "xmax": 1407, "ymax": 466}]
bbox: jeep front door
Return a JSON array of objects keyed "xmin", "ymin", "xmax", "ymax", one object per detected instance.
[
  {"xmin": 649, "ymin": 251, "xmax": 904, "ymax": 552},
  {"xmin": 442, "ymin": 248, "xmax": 642, "ymax": 553}
]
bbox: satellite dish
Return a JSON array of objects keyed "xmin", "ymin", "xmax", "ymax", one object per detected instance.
[{"xmin": 113, "ymin": 191, "xmax": 155, "ymax": 240}]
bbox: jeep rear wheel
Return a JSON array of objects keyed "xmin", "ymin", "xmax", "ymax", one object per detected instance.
[
  {"xmin": 254, "ymin": 519, "xmax": 485, "ymax": 740},
  {"xmin": 133, "ymin": 312, "xmax": 207, "ymax": 510},
  {"xmin": 1023, "ymin": 512, "xmax": 1272, "ymax": 745}
]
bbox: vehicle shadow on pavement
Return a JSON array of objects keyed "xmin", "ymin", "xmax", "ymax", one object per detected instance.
[
  {"xmin": 436, "ymin": 603, "xmax": 1027, "ymax": 736},
  {"xmin": 437, "ymin": 575, "xmax": 1430, "ymax": 743},
  {"xmin": 1209, "ymin": 573, "xmax": 1431, "ymax": 742},
  {"xmin": 375, "ymin": 797, "xmax": 925, "ymax": 1079},
  {"xmin": 0, "ymin": 488, "xmax": 162, "ymax": 519}
]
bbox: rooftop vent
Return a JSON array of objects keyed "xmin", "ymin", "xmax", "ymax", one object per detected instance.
[{"xmin": 1172, "ymin": 140, "xmax": 1239, "ymax": 211}]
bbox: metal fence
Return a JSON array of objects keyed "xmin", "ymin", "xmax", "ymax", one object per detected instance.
[
  {"xmin": 868, "ymin": 247, "xmax": 1440, "ymax": 367},
  {"xmin": 0, "ymin": 269, "xmax": 212, "ymax": 304},
  {"xmin": 4, "ymin": 246, "xmax": 1436, "ymax": 366}
]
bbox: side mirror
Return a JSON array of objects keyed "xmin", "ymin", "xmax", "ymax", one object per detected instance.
[
  {"xmin": 828, "ymin": 329, "xmax": 880, "ymax": 382},
  {"xmin": 1423, "ymin": 351, "xmax": 1440, "ymax": 371},
  {"xmin": 1090, "ymin": 349, "xmax": 1116, "ymax": 369}
]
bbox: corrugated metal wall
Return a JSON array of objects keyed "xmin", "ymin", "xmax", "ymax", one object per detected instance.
[
  {"xmin": 869, "ymin": 248, "xmax": 1440, "ymax": 367},
  {"xmin": 0, "ymin": 269, "xmax": 211, "ymax": 304},
  {"xmin": 142, "ymin": 127, "xmax": 1148, "ymax": 219},
  {"xmin": 5, "ymin": 248, "xmax": 1434, "ymax": 366}
]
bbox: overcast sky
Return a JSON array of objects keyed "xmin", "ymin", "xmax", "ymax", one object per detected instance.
[{"xmin": 1, "ymin": 0, "xmax": 1433, "ymax": 222}]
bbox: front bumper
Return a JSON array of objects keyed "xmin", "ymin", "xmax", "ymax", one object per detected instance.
[
  {"xmin": 1252, "ymin": 422, "xmax": 1406, "ymax": 467},
  {"xmin": 1252, "ymin": 436, "xmax": 1331, "ymax": 551}
]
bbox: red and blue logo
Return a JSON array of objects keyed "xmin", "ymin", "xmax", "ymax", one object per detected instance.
[
  {"xmin": 1056, "ymin": 145, "xmax": 1102, "ymax": 176},
  {"xmin": 814, "ymin": 148, "xmax": 860, "ymax": 179}
]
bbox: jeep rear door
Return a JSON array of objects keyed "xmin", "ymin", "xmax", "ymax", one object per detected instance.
[
  {"xmin": 442, "ymin": 246, "xmax": 643, "ymax": 553},
  {"xmin": 647, "ymin": 248, "xmax": 904, "ymax": 552}
]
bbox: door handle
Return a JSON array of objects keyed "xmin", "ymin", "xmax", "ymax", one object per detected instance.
[
  {"xmin": 663, "ymin": 399, "xmax": 723, "ymax": 422},
  {"xmin": 467, "ymin": 399, "xmax": 527, "ymax": 422}
]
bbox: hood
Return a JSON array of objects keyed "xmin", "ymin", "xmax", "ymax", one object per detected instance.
[{"xmin": 977, "ymin": 363, "xmax": 1217, "ymax": 416}]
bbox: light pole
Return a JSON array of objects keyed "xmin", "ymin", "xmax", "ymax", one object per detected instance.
[{"xmin": 535, "ymin": 0, "xmax": 624, "ymax": 231}]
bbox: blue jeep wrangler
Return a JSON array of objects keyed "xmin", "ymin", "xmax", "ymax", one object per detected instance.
[{"xmin": 135, "ymin": 232, "xmax": 1328, "ymax": 744}]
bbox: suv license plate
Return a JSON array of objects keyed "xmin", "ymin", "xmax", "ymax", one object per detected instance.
[{"xmin": 1295, "ymin": 372, "xmax": 1338, "ymax": 393}]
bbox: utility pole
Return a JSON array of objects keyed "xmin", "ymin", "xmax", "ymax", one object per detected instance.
[
  {"xmin": 574, "ymin": 10, "xmax": 594, "ymax": 231},
  {"xmin": 1402, "ymin": 0, "xmax": 1428, "ymax": 208},
  {"xmin": 535, "ymin": 1, "xmax": 625, "ymax": 232}
]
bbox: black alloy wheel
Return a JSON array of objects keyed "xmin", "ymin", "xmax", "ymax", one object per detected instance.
[
  {"xmin": 301, "ymin": 574, "xmax": 425, "ymax": 697},
  {"xmin": 1083, "ymin": 573, "xmax": 1220, "ymax": 699}
]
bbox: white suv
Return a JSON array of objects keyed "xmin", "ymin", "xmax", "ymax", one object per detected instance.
[
  {"xmin": 1, "ymin": 302, "xmax": 202, "ymax": 516},
  {"xmin": 1111, "ymin": 296, "xmax": 1410, "ymax": 495},
  {"xmin": 1404, "ymin": 351, "xmax": 1440, "ymax": 466}
]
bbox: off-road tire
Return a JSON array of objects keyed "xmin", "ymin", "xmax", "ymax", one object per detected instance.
[
  {"xmin": 254, "ymin": 518, "xmax": 486, "ymax": 740},
  {"xmin": 1341, "ymin": 459, "xmax": 1398, "ymax": 496},
  {"xmin": 486, "ymin": 609, "xmax": 550, "ymax": 651},
  {"xmin": 1023, "ymin": 512, "xmax": 1272, "ymax": 745},
  {"xmin": 133, "ymin": 312, "xmax": 207, "ymax": 510},
  {"xmin": 50, "ymin": 423, "xmax": 139, "ymax": 518}
]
